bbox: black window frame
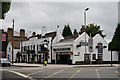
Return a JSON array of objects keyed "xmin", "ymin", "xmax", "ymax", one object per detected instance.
[{"xmin": 92, "ymin": 54, "xmax": 96, "ymax": 60}]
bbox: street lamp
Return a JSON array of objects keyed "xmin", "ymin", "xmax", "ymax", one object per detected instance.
[{"xmin": 84, "ymin": 8, "xmax": 89, "ymax": 54}]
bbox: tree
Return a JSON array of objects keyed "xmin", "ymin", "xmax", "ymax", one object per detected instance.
[
  {"xmin": 109, "ymin": 23, "xmax": 120, "ymax": 51},
  {"xmin": 62, "ymin": 24, "xmax": 73, "ymax": 37},
  {"xmin": 79, "ymin": 23, "xmax": 106, "ymax": 38},
  {"xmin": 1, "ymin": 1, "xmax": 11, "ymax": 19}
]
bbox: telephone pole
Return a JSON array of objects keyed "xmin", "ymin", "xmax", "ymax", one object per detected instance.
[{"xmin": 12, "ymin": 19, "xmax": 14, "ymax": 65}]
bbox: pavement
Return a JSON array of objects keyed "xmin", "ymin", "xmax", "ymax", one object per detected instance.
[{"xmin": 12, "ymin": 63, "xmax": 119, "ymax": 67}]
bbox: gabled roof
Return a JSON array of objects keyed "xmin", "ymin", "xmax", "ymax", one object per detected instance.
[
  {"xmin": 75, "ymin": 32, "xmax": 89, "ymax": 42},
  {"xmin": 60, "ymin": 35, "xmax": 78, "ymax": 42},
  {"xmin": 45, "ymin": 31, "xmax": 56, "ymax": 40},
  {"xmin": 93, "ymin": 34, "xmax": 108, "ymax": 44},
  {"xmin": 28, "ymin": 31, "xmax": 56, "ymax": 40}
]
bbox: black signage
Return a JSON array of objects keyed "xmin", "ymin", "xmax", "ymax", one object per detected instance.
[
  {"xmin": 53, "ymin": 48, "xmax": 71, "ymax": 51},
  {"xmin": 98, "ymin": 43, "xmax": 103, "ymax": 53}
]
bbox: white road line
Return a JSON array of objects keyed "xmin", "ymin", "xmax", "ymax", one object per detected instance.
[
  {"xmin": 96, "ymin": 69, "xmax": 100, "ymax": 80},
  {"xmin": 41, "ymin": 68, "xmax": 66, "ymax": 80},
  {"xmin": 115, "ymin": 71, "xmax": 120, "ymax": 75},
  {"xmin": 27, "ymin": 70, "xmax": 42, "ymax": 76},
  {"xmin": 27, "ymin": 68, "xmax": 44, "ymax": 76},
  {"xmin": 69, "ymin": 68, "xmax": 82, "ymax": 80},
  {"xmin": 0, "ymin": 69, "xmax": 8, "ymax": 71},
  {"xmin": 9, "ymin": 70, "xmax": 37, "ymax": 80}
]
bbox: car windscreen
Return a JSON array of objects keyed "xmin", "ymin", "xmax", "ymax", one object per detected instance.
[{"xmin": 1, "ymin": 59, "xmax": 9, "ymax": 63}]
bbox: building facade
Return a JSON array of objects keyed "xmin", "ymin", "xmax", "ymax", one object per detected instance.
[
  {"xmin": 0, "ymin": 29, "xmax": 8, "ymax": 58},
  {"xmin": 7, "ymin": 41, "xmax": 20, "ymax": 62},
  {"xmin": 20, "ymin": 37, "xmax": 52, "ymax": 63},
  {"xmin": 6, "ymin": 28, "xmax": 27, "ymax": 62},
  {"xmin": 6, "ymin": 26, "xmax": 119, "ymax": 64},
  {"xmin": 52, "ymin": 27, "xmax": 119, "ymax": 64}
]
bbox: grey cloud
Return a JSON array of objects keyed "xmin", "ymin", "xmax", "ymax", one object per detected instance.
[{"xmin": 1, "ymin": 2, "xmax": 118, "ymax": 42}]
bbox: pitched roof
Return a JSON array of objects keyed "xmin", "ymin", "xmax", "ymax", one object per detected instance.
[
  {"xmin": 60, "ymin": 35, "xmax": 78, "ymax": 42},
  {"xmin": 45, "ymin": 31, "xmax": 56, "ymax": 40},
  {"xmin": 28, "ymin": 31, "xmax": 56, "ymax": 40}
]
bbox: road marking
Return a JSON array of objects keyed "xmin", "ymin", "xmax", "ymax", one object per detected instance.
[
  {"xmin": 0, "ymin": 69, "xmax": 8, "ymax": 71},
  {"xmin": 96, "ymin": 69, "xmax": 100, "ymax": 80},
  {"xmin": 27, "ymin": 70, "xmax": 42, "ymax": 76},
  {"xmin": 69, "ymin": 68, "xmax": 82, "ymax": 80},
  {"xmin": 41, "ymin": 68, "xmax": 66, "ymax": 80},
  {"xmin": 115, "ymin": 71, "xmax": 120, "ymax": 75},
  {"xmin": 27, "ymin": 68, "xmax": 44, "ymax": 76},
  {"xmin": 9, "ymin": 70, "xmax": 37, "ymax": 80}
]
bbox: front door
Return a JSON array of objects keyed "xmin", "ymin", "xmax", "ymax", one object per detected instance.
[
  {"xmin": 84, "ymin": 54, "xmax": 90, "ymax": 64},
  {"xmin": 56, "ymin": 54, "xmax": 70, "ymax": 64}
]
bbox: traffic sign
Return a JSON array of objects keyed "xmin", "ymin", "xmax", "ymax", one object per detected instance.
[{"xmin": 88, "ymin": 38, "xmax": 93, "ymax": 52}]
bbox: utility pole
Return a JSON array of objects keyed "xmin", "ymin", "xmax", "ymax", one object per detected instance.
[
  {"xmin": 111, "ymin": 50, "xmax": 113, "ymax": 66},
  {"xmin": 12, "ymin": 19, "xmax": 14, "ymax": 65}
]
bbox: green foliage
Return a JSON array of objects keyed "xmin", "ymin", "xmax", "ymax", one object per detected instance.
[
  {"xmin": 109, "ymin": 23, "xmax": 120, "ymax": 51},
  {"xmin": 79, "ymin": 23, "xmax": 106, "ymax": 38},
  {"xmin": 1, "ymin": 2, "xmax": 11, "ymax": 19},
  {"xmin": 62, "ymin": 24, "xmax": 73, "ymax": 37}
]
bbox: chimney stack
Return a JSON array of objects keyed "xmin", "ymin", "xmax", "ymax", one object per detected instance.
[
  {"xmin": 20, "ymin": 29, "xmax": 25, "ymax": 37},
  {"xmin": 7, "ymin": 28, "xmax": 13, "ymax": 42},
  {"xmin": 32, "ymin": 32, "xmax": 36, "ymax": 36}
]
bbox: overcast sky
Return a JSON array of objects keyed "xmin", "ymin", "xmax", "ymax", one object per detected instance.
[{"xmin": 0, "ymin": 0, "xmax": 119, "ymax": 43}]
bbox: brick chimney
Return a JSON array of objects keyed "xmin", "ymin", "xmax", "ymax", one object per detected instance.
[
  {"xmin": 73, "ymin": 29, "xmax": 78, "ymax": 37},
  {"xmin": 32, "ymin": 32, "xmax": 36, "ymax": 36},
  {"xmin": 20, "ymin": 29, "xmax": 25, "ymax": 37},
  {"xmin": 7, "ymin": 28, "xmax": 13, "ymax": 42}
]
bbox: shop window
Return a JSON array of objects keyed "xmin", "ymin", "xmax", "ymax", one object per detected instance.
[
  {"xmin": 92, "ymin": 54, "xmax": 96, "ymax": 60},
  {"xmin": 31, "ymin": 45, "xmax": 32, "ymax": 50},
  {"xmin": 33, "ymin": 45, "xmax": 35, "ymax": 50},
  {"xmin": 22, "ymin": 47, "xmax": 24, "ymax": 52},
  {"xmin": 28, "ymin": 46, "xmax": 29, "ymax": 50},
  {"xmin": 98, "ymin": 43, "xmax": 103, "ymax": 53},
  {"xmin": 37, "ymin": 45, "xmax": 38, "ymax": 51},
  {"xmin": 98, "ymin": 54, "xmax": 102, "ymax": 60},
  {"xmin": 78, "ymin": 52, "xmax": 80, "ymax": 55},
  {"xmin": 24, "ymin": 46, "xmax": 26, "ymax": 51},
  {"xmin": 9, "ymin": 47, "xmax": 11, "ymax": 53}
]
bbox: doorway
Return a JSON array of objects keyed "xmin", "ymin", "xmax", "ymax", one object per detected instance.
[
  {"xmin": 56, "ymin": 54, "xmax": 70, "ymax": 64},
  {"xmin": 84, "ymin": 54, "xmax": 90, "ymax": 64}
]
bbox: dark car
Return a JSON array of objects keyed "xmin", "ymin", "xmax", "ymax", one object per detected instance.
[{"xmin": 0, "ymin": 58, "xmax": 11, "ymax": 67}]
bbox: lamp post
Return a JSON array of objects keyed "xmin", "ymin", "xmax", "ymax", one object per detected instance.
[{"xmin": 84, "ymin": 8, "xmax": 89, "ymax": 54}]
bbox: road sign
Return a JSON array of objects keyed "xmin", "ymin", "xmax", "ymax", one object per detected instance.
[{"xmin": 88, "ymin": 38, "xmax": 93, "ymax": 52}]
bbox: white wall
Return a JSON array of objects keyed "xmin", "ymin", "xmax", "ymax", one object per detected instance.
[
  {"xmin": 7, "ymin": 42, "xmax": 12, "ymax": 61},
  {"xmin": 22, "ymin": 37, "xmax": 52, "ymax": 63},
  {"xmin": 72, "ymin": 32, "xmax": 90, "ymax": 64},
  {"xmin": 7, "ymin": 42, "xmax": 20, "ymax": 62},
  {"xmin": 52, "ymin": 33, "xmax": 119, "ymax": 64},
  {"xmin": 93, "ymin": 34, "xmax": 118, "ymax": 61}
]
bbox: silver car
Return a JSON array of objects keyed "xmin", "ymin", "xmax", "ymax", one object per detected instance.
[{"xmin": 0, "ymin": 58, "xmax": 11, "ymax": 67}]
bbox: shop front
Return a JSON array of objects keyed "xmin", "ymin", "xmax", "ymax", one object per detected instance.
[
  {"xmin": 53, "ymin": 47, "xmax": 73, "ymax": 64},
  {"xmin": 56, "ymin": 52, "xmax": 71, "ymax": 64}
]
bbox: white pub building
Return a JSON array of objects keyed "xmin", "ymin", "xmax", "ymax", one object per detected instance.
[{"xmin": 52, "ymin": 26, "xmax": 118, "ymax": 64}]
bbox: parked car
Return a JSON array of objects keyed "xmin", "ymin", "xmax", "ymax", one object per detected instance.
[{"xmin": 0, "ymin": 58, "xmax": 11, "ymax": 67}]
